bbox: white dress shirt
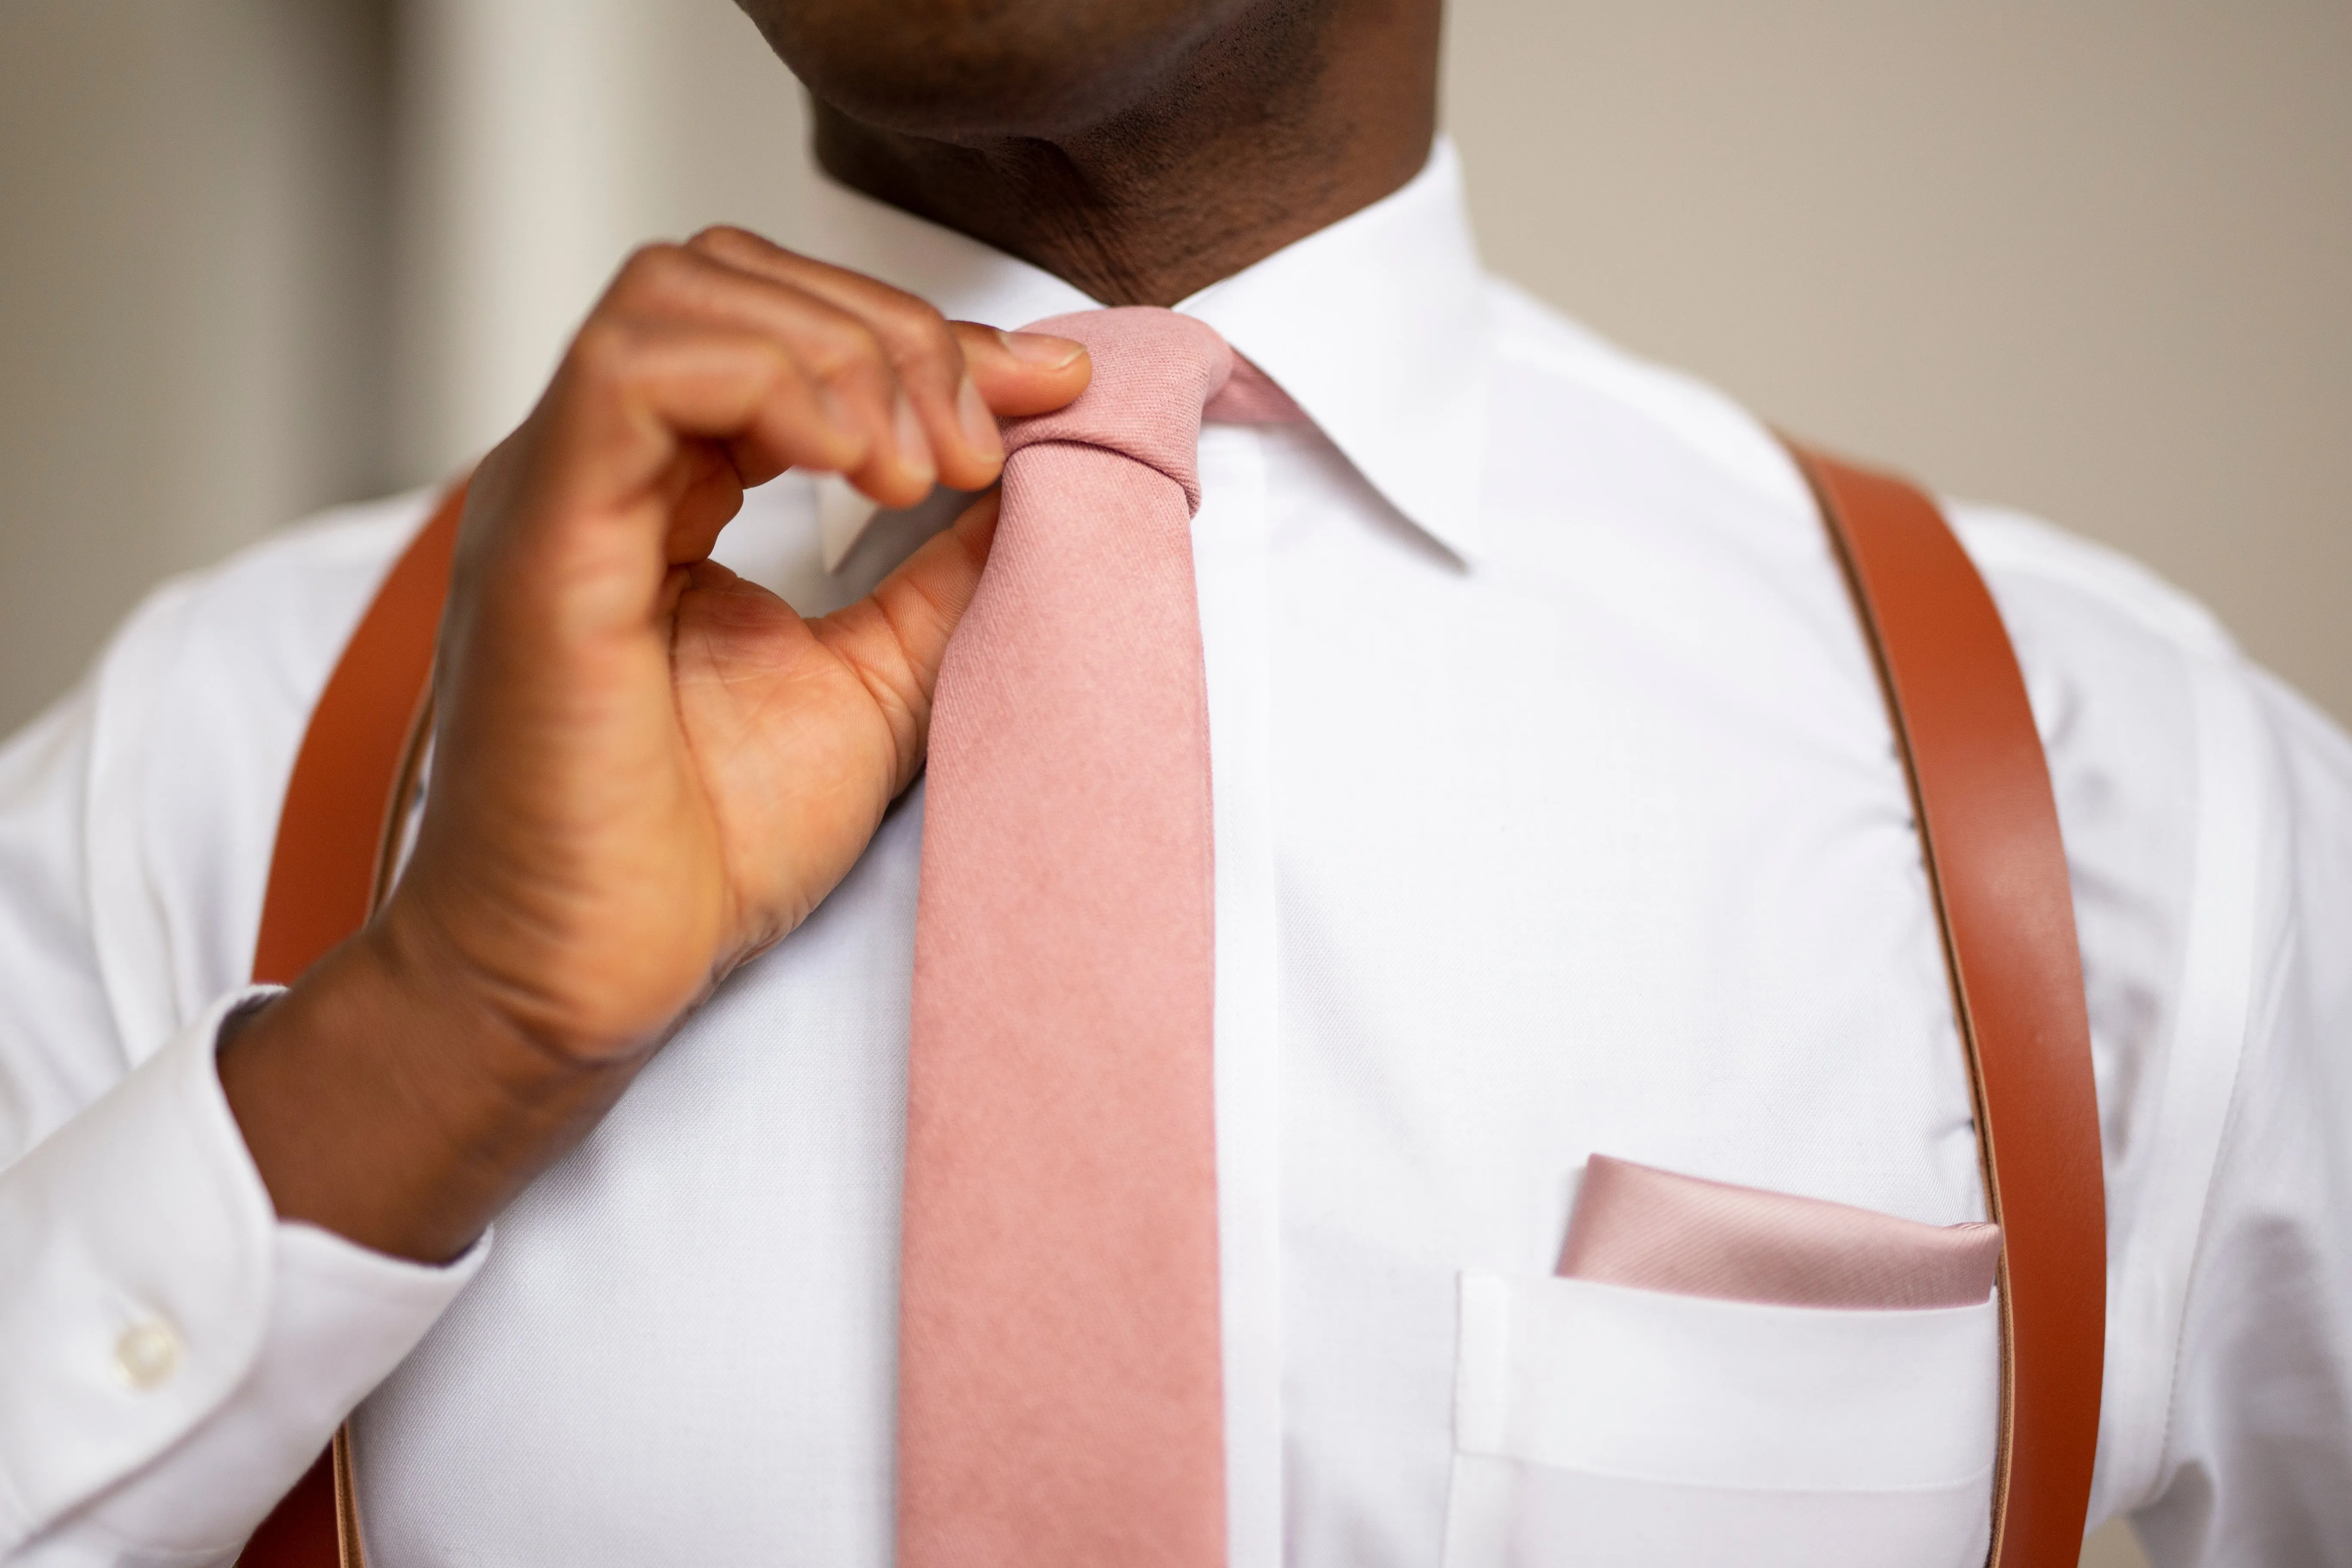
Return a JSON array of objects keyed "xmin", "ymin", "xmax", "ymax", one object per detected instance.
[{"xmin": 3, "ymin": 142, "xmax": 2348, "ymax": 1568}]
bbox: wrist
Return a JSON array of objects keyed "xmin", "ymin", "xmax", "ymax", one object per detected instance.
[{"xmin": 220, "ymin": 919, "xmax": 640, "ymax": 1263}]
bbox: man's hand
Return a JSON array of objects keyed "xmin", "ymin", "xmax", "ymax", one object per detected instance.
[
  {"xmin": 221, "ymin": 230, "xmax": 1089, "ymax": 1261},
  {"xmin": 405, "ymin": 228, "xmax": 1085, "ymax": 1062}
]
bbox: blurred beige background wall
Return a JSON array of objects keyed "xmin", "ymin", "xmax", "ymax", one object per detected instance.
[
  {"xmin": 8, "ymin": 1, "xmax": 2328, "ymax": 1559},
  {"xmin": 0, "ymin": 0, "xmax": 397, "ymax": 731},
  {"xmin": 1445, "ymin": 0, "xmax": 2352, "ymax": 738},
  {"xmin": 3, "ymin": 0, "xmax": 2346, "ymax": 741}
]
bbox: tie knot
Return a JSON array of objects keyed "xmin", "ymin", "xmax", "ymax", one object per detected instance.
[{"xmin": 1002, "ymin": 308, "xmax": 1236, "ymax": 514}]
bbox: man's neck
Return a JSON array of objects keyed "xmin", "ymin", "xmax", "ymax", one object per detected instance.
[{"xmin": 808, "ymin": 2, "xmax": 1440, "ymax": 308}]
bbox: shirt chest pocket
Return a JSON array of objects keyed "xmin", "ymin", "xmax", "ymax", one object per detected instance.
[{"xmin": 1441, "ymin": 1271, "xmax": 2001, "ymax": 1568}]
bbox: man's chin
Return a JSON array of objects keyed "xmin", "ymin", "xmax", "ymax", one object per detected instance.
[{"xmin": 737, "ymin": 0, "xmax": 1253, "ymax": 143}]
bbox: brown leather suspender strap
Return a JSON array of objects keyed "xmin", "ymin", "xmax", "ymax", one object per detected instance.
[
  {"xmin": 1790, "ymin": 441, "xmax": 2107, "ymax": 1567},
  {"xmin": 234, "ymin": 456, "xmax": 2104, "ymax": 1567},
  {"xmin": 250, "ymin": 492, "xmax": 462, "ymax": 992},
  {"xmin": 236, "ymin": 486, "xmax": 466, "ymax": 1568}
]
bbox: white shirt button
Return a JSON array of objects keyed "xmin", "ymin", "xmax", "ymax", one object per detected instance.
[{"xmin": 114, "ymin": 1317, "xmax": 182, "ymax": 1389}]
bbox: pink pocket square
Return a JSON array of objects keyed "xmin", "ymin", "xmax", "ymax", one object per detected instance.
[{"xmin": 1557, "ymin": 1155, "xmax": 2002, "ymax": 1310}]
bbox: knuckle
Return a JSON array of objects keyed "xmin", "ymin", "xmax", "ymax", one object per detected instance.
[
  {"xmin": 686, "ymin": 223, "xmax": 766, "ymax": 259},
  {"xmin": 871, "ymin": 297, "xmax": 959, "ymax": 378},
  {"xmin": 613, "ymin": 241, "xmax": 697, "ymax": 300},
  {"xmin": 566, "ymin": 316, "xmax": 638, "ymax": 385},
  {"xmin": 800, "ymin": 312, "xmax": 891, "ymax": 385},
  {"xmin": 747, "ymin": 334, "xmax": 802, "ymax": 395}
]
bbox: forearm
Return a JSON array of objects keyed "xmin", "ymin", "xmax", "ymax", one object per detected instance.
[{"xmin": 218, "ymin": 915, "xmax": 643, "ymax": 1265}]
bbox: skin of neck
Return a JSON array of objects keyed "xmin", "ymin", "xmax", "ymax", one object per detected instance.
[{"xmin": 795, "ymin": 0, "xmax": 1442, "ymax": 307}]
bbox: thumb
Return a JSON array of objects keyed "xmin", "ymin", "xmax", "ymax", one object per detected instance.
[{"xmin": 811, "ymin": 490, "xmax": 1001, "ymax": 793}]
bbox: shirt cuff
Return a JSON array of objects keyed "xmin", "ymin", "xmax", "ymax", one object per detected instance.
[{"xmin": 0, "ymin": 989, "xmax": 485, "ymax": 1557}]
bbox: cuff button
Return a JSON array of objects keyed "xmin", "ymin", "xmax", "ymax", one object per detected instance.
[{"xmin": 114, "ymin": 1317, "xmax": 182, "ymax": 1389}]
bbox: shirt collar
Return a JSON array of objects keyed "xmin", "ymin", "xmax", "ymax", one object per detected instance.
[{"xmin": 803, "ymin": 137, "xmax": 1490, "ymax": 565}]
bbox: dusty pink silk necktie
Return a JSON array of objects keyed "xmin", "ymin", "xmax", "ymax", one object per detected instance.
[{"xmin": 899, "ymin": 307, "xmax": 1288, "ymax": 1568}]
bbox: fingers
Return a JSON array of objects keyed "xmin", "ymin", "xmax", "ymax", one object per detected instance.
[
  {"xmin": 811, "ymin": 491, "xmax": 1002, "ymax": 794},
  {"xmin": 951, "ymin": 322, "xmax": 1094, "ymax": 419},
  {"xmin": 680, "ymin": 227, "xmax": 1089, "ymax": 493},
  {"xmin": 478, "ymin": 232, "xmax": 1079, "ymax": 640},
  {"xmin": 662, "ymin": 442, "xmax": 749, "ymax": 566},
  {"xmin": 528, "ymin": 312, "xmax": 865, "ymax": 520},
  {"xmin": 587, "ymin": 242, "xmax": 919, "ymax": 504}
]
